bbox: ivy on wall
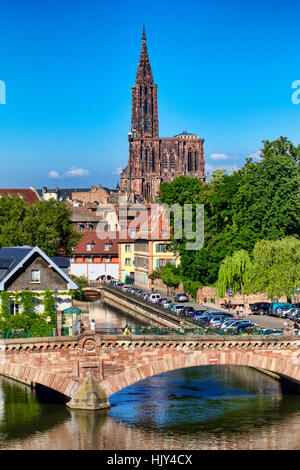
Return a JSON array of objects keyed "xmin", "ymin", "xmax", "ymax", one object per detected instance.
[{"xmin": 0, "ymin": 289, "xmax": 70, "ymax": 331}]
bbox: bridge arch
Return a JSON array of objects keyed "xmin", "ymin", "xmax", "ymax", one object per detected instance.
[{"xmin": 101, "ymin": 350, "xmax": 300, "ymax": 399}]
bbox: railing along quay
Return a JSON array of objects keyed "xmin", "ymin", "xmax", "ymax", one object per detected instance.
[
  {"xmin": 95, "ymin": 326, "xmax": 283, "ymax": 336},
  {"xmin": 101, "ymin": 285, "xmax": 283, "ymax": 335},
  {"xmin": 102, "ymin": 284, "xmax": 190, "ymax": 327}
]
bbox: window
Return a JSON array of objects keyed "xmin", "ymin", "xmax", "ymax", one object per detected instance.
[
  {"xmin": 125, "ymin": 258, "xmax": 131, "ymax": 266},
  {"xmin": 79, "ymin": 224, "xmax": 85, "ymax": 231},
  {"xmin": 86, "ymin": 243, "xmax": 94, "ymax": 251},
  {"xmin": 105, "ymin": 257, "xmax": 111, "ymax": 263},
  {"xmin": 125, "ymin": 245, "xmax": 131, "ymax": 252},
  {"xmin": 188, "ymin": 149, "xmax": 192, "ymax": 172},
  {"xmin": 156, "ymin": 244, "xmax": 165, "ymax": 252},
  {"xmin": 104, "ymin": 243, "xmax": 111, "ymax": 251},
  {"xmin": 70, "ymin": 257, "xmax": 76, "ymax": 263},
  {"xmin": 31, "ymin": 270, "xmax": 40, "ymax": 283},
  {"xmin": 156, "ymin": 259, "xmax": 166, "ymax": 268},
  {"xmin": 88, "ymin": 224, "xmax": 94, "ymax": 231},
  {"xmin": 87, "ymin": 257, "xmax": 93, "ymax": 263},
  {"xmin": 170, "ymin": 155, "xmax": 176, "ymax": 172},
  {"xmin": 162, "ymin": 154, "xmax": 168, "ymax": 170}
]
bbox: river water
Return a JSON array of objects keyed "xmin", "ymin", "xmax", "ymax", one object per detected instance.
[{"xmin": 1, "ymin": 302, "xmax": 300, "ymax": 450}]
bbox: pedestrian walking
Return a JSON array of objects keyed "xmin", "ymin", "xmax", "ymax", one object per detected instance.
[
  {"xmin": 235, "ymin": 305, "xmax": 240, "ymax": 316},
  {"xmin": 80, "ymin": 321, "xmax": 85, "ymax": 334},
  {"xmin": 124, "ymin": 324, "xmax": 131, "ymax": 336},
  {"xmin": 90, "ymin": 319, "xmax": 96, "ymax": 333},
  {"xmin": 240, "ymin": 305, "xmax": 244, "ymax": 317}
]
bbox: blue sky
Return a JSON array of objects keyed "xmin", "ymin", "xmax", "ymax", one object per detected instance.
[{"xmin": 0, "ymin": 0, "xmax": 299, "ymax": 189}]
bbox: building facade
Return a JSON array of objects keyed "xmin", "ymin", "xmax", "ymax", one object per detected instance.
[
  {"xmin": 70, "ymin": 232, "xmax": 119, "ymax": 281},
  {"xmin": 0, "ymin": 246, "xmax": 76, "ymax": 315},
  {"xmin": 120, "ymin": 27, "xmax": 206, "ymax": 201}
]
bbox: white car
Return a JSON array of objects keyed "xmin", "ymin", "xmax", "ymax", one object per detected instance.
[{"xmin": 148, "ymin": 294, "xmax": 161, "ymax": 303}]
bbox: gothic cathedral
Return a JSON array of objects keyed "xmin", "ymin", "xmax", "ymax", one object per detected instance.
[{"xmin": 120, "ymin": 27, "xmax": 205, "ymax": 201}]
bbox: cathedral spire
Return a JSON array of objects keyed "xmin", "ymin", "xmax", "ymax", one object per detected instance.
[
  {"xmin": 136, "ymin": 25, "xmax": 153, "ymax": 83},
  {"xmin": 131, "ymin": 27, "xmax": 159, "ymax": 138}
]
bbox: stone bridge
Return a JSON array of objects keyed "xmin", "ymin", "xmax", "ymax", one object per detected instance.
[{"xmin": 1, "ymin": 333, "xmax": 300, "ymax": 410}]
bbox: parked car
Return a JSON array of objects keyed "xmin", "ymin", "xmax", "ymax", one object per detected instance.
[
  {"xmin": 259, "ymin": 328, "xmax": 283, "ymax": 335},
  {"xmin": 235, "ymin": 321, "xmax": 257, "ymax": 332},
  {"xmin": 161, "ymin": 299, "xmax": 172, "ymax": 308},
  {"xmin": 275, "ymin": 305, "xmax": 296, "ymax": 318},
  {"xmin": 210, "ymin": 316, "xmax": 229, "ymax": 326},
  {"xmin": 148, "ymin": 294, "xmax": 161, "ymax": 303},
  {"xmin": 221, "ymin": 319, "xmax": 248, "ymax": 330},
  {"xmin": 167, "ymin": 303, "xmax": 179, "ymax": 311},
  {"xmin": 269, "ymin": 302, "xmax": 295, "ymax": 316},
  {"xmin": 157, "ymin": 298, "xmax": 168, "ymax": 305},
  {"xmin": 136, "ymin": 290, "xmax": 148, "ymax": 298},
  {"xmin": 251, "ymin": 302, "xmax": 271, "ymax": 315},
  {"xmin": 172, "ymin": 305, "xmax": 185, "ymax": 314},
  {"xmin": 174, "ymin": 293, "xmax": 189, "ymax": 303},
  {"xmin": 183, "ymin": 306, "xmax": 195, "ymax": 315}
]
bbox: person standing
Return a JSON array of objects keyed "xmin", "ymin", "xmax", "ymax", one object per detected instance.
[
  {"xmin": 76, "ymin": 320, "xmax": 81, "ymax": 335},
  {"xmin": 235, "ymin": 305, "xmax": 240, "ymax": 316},
  {"xmin": 240, "ymin": 305, "xmax": 244, "ymax": 317},
  {"xmin": 292, "ymin": 321, "xmax": 299, "ymax": 335},
  {"xmin": 90, "ymin": 319, "xmax": 96, "ymax": 333}
]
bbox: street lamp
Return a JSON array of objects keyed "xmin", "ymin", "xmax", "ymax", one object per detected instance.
[{"xmin": 54, "ymin": 288, "xmax": 58, "ymax": 336}]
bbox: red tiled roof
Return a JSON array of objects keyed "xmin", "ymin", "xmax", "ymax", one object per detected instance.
[
  {"xmin": 72, "ymin": 231, "xmax": 119, "ymax": 254},
  {"xmin": 0, "ymin": 189, "xmax": 40, "ymax": 205}
]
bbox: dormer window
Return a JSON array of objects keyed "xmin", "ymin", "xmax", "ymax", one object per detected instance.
[
  {"xmin": 104, "ymin": 243, "xmax": 112, "ymax": 251},
  {"xmin": 86, "ymin": 243, "xmax": 95, "ymax": 251}
]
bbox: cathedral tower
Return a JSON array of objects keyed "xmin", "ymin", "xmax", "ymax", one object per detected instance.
[{"xmin": 120, "ymin": 27, "xmax": 206, "ymax": 202}]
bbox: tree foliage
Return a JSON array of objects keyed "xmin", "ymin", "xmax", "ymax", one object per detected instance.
[
  {"xmin": 0, "ymin": 196, "xmax": 82, "ymax": 256},
  {"xmin": 216, "ymin": 250, "xmax": 251, "ymax": 297},
  {"xmin": 247, "ymin": 237, "xmax": 300, "ymax": 299},
  {"xmin": 158, "ymin": 137, "xmax": 300, "ymax": 288}
]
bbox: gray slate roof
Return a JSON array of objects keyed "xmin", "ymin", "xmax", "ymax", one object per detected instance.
[{"xmin": 0, "ymin": 247, "xmax": 71, "ymax": 285}]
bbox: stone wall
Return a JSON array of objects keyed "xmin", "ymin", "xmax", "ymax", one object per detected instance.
[{"xmin": 150, "ymin": 278, "xmax": 288, "ymax": 306}]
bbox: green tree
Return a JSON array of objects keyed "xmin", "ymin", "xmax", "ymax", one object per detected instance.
[
  {"xmin": 247, "ymin": 237, "xmax": 300, "ymax": 299},
  {"xmin": 216, "ymin": 250, "xmax": 251, "ymax": 298},
  {"xmin": 0, "ymin": 197, "xmax": 82, "ymax": 256}
]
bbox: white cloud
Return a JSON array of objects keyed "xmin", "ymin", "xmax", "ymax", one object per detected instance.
[
  {"xmin": 210, "ymin": 153, "xmax": 230, "ymax": 160},
  {"xmin": 48, "ymin": 170, "xmax": 60, "ymax": 179},
  {"xmin": 65, "ymin": 167, "xmax": 90, "ymax": 177},
  {"xmin": 248, "ymin": 151, "xmax": 261, "ymax": 160},
  {"xmin": 205, "ymin": 163, "xmax": 239, "ymax": 176},
  {"xmin": 112, "ymin": 167, "xmax": 123, "ymax": 175}
]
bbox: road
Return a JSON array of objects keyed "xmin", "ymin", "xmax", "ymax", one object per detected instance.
[{"xmin": 156, "ymin": 291, "xmax": 287, "ymax": 330}]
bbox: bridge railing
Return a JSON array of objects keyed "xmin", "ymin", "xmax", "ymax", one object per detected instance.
[
  {"xmin": 95, "ymin": 327, "xmax": 284, "ymax": 336},
  {"xmin": 0, "ymin": 329, "xmax": 53, "ymax": 339}
]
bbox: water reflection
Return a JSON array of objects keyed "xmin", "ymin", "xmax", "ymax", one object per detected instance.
[
  {"xmin": 1, "ymin": 366, "xmax": 300, "ymax": 450},
  {"xmin": 89, "ymin": 301, "xmax": 155, "ymax": 330}
]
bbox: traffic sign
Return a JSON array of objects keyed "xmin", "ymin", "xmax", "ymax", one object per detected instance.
[{"xmin": 209, "ymin": 357, "xmax": 218, "ymax": 364}]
